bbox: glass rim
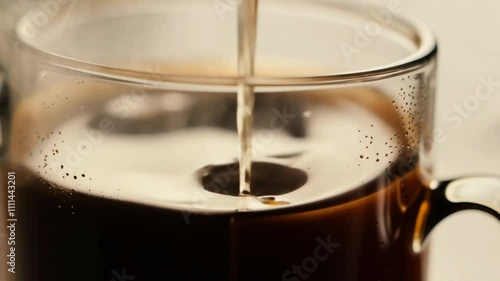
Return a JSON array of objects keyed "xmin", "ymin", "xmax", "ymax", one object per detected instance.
[{"xmin": 14, "ymin": 2, "xmax": 438, "ymax": 88}]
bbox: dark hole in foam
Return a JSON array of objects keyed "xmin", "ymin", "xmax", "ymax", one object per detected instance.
[{"xmin": 197, "ymin": 162, "xmax": 308, "ymax": 197}]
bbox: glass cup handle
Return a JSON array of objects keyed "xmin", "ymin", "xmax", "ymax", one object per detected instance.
[{"xmin": 416, "ymin": 177, "xmax": 500, "ymax": 250}]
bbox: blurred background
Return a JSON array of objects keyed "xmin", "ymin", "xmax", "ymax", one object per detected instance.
[{"xmin": 1, "ymin": 1, "xmax": 499, "ymax": 280}]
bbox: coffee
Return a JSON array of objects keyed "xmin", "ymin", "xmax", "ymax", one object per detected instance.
[{"xmin": 3, "ymin": 83, "xmax": 429, "ymax": 281}]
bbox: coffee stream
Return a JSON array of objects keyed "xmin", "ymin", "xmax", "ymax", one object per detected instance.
[
  {"xmin": 208, "ymin": 0, "xmax": 308, "ymax": 205},
  {"xmin": 237, "ymin": 0, "xmax": 259, "ymax": 197}
]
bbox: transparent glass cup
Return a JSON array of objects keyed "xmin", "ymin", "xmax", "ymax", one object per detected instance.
[{"xmin": 0, "ymin": 1, "xmax": 499, "ymax": 281}]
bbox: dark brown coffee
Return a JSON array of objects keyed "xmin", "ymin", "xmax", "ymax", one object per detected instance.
[
  {"xmin": 4, "ymin": 160, "xmax": 427, "ymax": 281},
  {"xmin": 199, "ymin": 162, "xmax": 308, "ymax": 197}
]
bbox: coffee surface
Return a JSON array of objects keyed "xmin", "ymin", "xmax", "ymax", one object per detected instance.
[{"xmin": 15, "ymin": 85, "xmax": 406, "ymax": 213}]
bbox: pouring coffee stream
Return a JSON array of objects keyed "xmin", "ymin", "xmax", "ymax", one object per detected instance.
[
  {"xmin": 198, "ymin": 0, "xmax": 308, "ymax": 207},
  {"xmin": 237, "ymin": 0, "xmax": 259, "ymax": 197}
]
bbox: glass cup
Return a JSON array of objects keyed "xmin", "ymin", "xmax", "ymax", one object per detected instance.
[{"xmin": 0, "ymin": 0, "xmax": 499, "ymax": 281}]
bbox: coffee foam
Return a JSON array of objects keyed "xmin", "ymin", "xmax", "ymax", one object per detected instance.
[{"xmin": 19, "ymin": 87, "xmax": 404, "ymax": 213}]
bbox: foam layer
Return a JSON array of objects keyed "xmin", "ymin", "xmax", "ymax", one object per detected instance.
[{"xmin": 19, "ymin": 88, "xmax": 404, "ymax": 213}]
